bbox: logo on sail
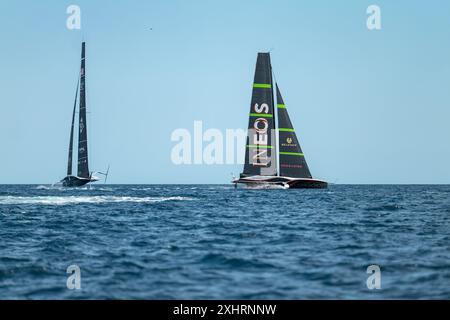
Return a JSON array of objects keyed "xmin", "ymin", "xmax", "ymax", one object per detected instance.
[
  {"xmin": 251, "ymin": 103, "xmax": 271, "ymax": 167},
  {"xmin": 282, "ymin": 136, "xmax": 297, "ymax": 147},
  {"xmin": 79, "ymin": 118, "xmax": 84, "ymax": 133}
]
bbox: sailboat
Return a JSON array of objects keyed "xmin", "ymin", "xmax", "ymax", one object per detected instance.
[
  {"xmin": 60, "ymin": 42, "xmax": 104, "ymax": 187},
  {"xmin": 233, "ymin": 52, "xmax": 327, "ymax": 189}
]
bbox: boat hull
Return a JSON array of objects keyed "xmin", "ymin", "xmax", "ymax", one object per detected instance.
[
  {"xmin": 61, "ymin": 175, "xmax": 97, "ymax": 187},
  {"xmin": 233, "ymin": 176, "xmax": 328, "ymax": 189},
  {"xmin": 285, "ymin": 179, "xmax": 328, "ymax": 189}
]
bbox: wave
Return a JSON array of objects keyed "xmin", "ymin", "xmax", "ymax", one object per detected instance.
[
  {"xmin": 90, "ymin": 187, "xmax": 114, "ymax": 192},
  {"xmin": 366, "ymin": 204, "xmax": 403, "ymax": 211},
  {"xmin": 36, "ymin": 185, "xmax": 88, "ymax": 191},
  {"xmin": 36, "ymin": 185, "xmax": 115, "ymax": 192},
  {"xmin": 199, "ymin": 253, "xmax": 276, "ymax": 269},
  {"xmin": 130, "ymin": 187, "xmax": 159, "ymax": 191},
  {"xmin": 36, "ymin": 185, "xmax": 52, "ymax": 190},
  {"xmin": 0, "ymin": 195, "xmax": 194, "ymax": 205}
]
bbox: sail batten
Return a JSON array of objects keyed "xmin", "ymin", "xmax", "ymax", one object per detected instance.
[
  {"xmin": 77, "ymin": 42, "xmax": 90, "ymax": 178},
  {"xmin": 276, "ymin": 84, "xmax": 312, "ymax": 179}
]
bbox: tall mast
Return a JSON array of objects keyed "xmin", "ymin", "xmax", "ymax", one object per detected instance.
[
  {"xmin": 77, "ymin": 42, "xmax": 90, "ymax": 178},
  {"xmin": 270, "ymin": 58, "xmax": 278, "ymax": 176}
]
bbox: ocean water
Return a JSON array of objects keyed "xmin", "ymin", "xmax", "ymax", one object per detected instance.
[{"xmin": 0, "ymin": 184, "xmax": 449, "ymax": 299}]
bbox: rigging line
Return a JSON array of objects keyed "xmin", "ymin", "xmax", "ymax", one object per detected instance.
[
  {"xmin": 272, "ymin": 66, "xmax": 278, "ymax": 88},
  {"xmin": 270, "ymin": 56, "xmax": 280, "ymax": 176}
]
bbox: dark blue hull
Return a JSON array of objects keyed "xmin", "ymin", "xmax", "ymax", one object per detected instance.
[
  {"xmin": 61, "ymin": 176, "xmax": 95, "ymax": 187},
  {"xmin": 234, "ymin": 176, "xmax": 328, "ymax": 189}
]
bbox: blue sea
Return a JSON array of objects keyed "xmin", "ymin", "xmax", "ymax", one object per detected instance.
[{"xmin": 0, "ymin": 184, "xmax": 449, "ymax": 299}]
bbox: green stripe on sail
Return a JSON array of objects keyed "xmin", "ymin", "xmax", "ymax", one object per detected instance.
[
  {"xmin": 278, "ymin": 128, "xmax": 295, "ymax": 132},
  {"xmin": 253, "ymin": 83, "xmax": 272, "ymax": 88},
  {"xmin": 246, "ymin": 145, "xmax": 273, "ymax": 149},
  {"xmin": 277, "ymin": 104, "xmax": 286, "ymax": 109},
  {"xmin": 279, "ymin": 152, "xmax": 304, "ymax": 156},
  {"xmin": 249, "ymin": 113, "xmax": 273, "ymax": 118}
]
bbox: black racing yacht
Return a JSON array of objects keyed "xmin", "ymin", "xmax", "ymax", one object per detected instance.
[
  {"xmin": 60, "ymin": 42, "xmax": 106, "ymax": 187},
  {"xmin": 233, "ymin": 53, "xmax": 327, "ymax": 189}
]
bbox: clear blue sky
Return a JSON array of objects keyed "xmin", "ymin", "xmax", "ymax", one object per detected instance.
[{"xmin": 1, "ymin": 0, "xmax": 449, "ymax": 184}]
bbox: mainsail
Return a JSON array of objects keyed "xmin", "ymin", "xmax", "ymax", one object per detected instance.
[
  {"xmin": 66, "ymin": 79, "xmax": 79, "ymax": 176},
  {"xmin": 77, "ymin": 42, "xmax": 90, "ymax": 178},
  {"xmin": 276, "ymin": 84, "xmax": 312, "ymax": 178},
  {"xmin": 242, "ymin": 53, "xmax": 277, "ymax": 177}
]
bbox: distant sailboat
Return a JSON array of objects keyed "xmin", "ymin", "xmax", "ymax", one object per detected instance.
[
  {"xmin": 60, "ymin": 42, "xmax": 106, "ymax": 187},
  {"xmin": 233, "ymin": 52, "xmax": 327, "ymax": 189}
]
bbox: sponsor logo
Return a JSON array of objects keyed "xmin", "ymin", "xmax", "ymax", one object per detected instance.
[
  {"xmin": 251, "ymin": 103, "xmax": 271, "ymax": 167},
  {"xmin": 281, "ymin": 137, "xmax": 296, "ymax": 148},
  {"xmin": 280, "ymin": 164, "xmax": 303, "ymax": 168},
  {"xmin": 79, "ymin": 119, "xmax": 84, "ymax": 132}
]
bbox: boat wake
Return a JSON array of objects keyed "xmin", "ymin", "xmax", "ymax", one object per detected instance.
[
  {"xmin": 244, "ymin": 183, "xmax": 289, "ymax": 190},
  {"xmin": 36, "ymin": 185, "xmax": 54, "ymax": 190},
  {"xmin": 35, "ymin": 184, "xmax": 86, "ymax": 191},
  {"xmin": 36, "ymin": 184, "xmax": 114, "ymax": 192},
  {"xmin": 0, "ymin": 196, "xmax": 194, "ymax": 205}
]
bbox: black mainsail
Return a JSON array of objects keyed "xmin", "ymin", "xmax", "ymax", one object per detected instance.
[
  {"xmin": 242, "ymin": 53, "xmax": 277, "ymax": 177},
  {"xmin": 276, "ymin": 84, "xmax": 312, "ymax": 179},
  {"xmin": 77, "ymin": 42, "xmax": 90, "ymax": 178},
  {"xmin": 61, "ymin": 42, "xmax": 99, "ymax": 187},
  {"xmin": 66, "ymin": 79, "xmax": 79, "ymax": 176},
  {"xmin": 234, "ymin": 52, "xmax": 327, "ymax": 189}
]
